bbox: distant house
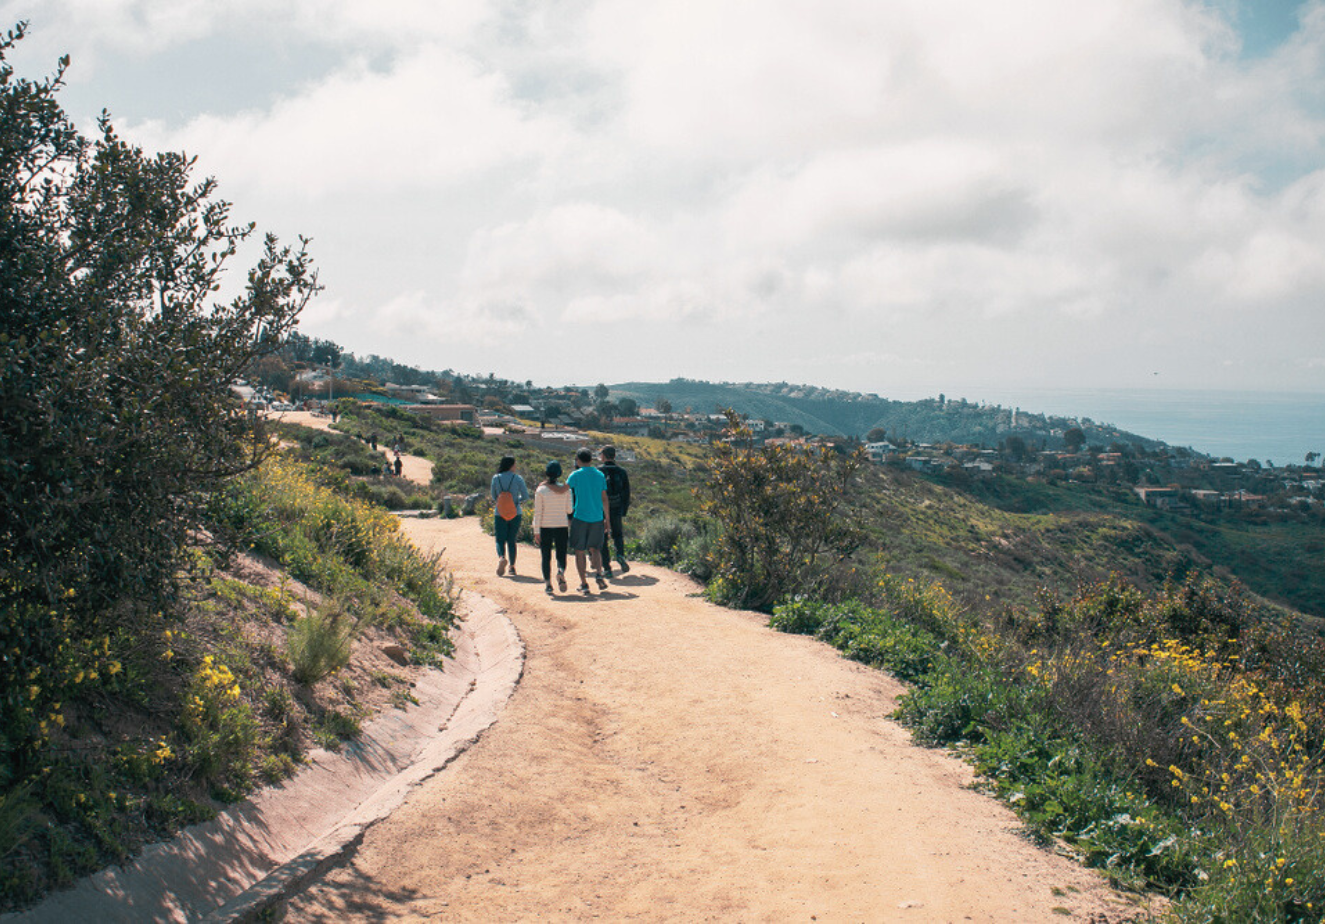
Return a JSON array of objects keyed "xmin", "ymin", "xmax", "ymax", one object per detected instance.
[
  {"xmin": 906, "ymin": 456, "xmax": 943, "ymax": 473},
  {"xmin": 407, "ymin": 404, "xmax": 477, "ymax": 424},
  {"xmin": 386, "ymin": 383, "xmax": 442, "ymax": 402},
  {"xmin": 1134, "ymin": 486, "xmax": 1176, "ymax": 505},
  {"xmin": 864, "ymin": 440, "xmax": 896, "ymax": 462},
  {"xmin": 1226, "ymin": 490, "xmax": 1266, "ymax": 507}
]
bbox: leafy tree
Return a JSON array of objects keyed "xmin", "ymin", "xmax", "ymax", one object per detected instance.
[
  {"xmin": 616, "ymin": 397, "xmax": 639, "ymax": 417},
  {"xmin": 656, "ymin": 397, "xmax": 672, "ymax": 415},
  {"xmin": 1063, "ymin": 427, "xmax": 1086, "ymax": 452},
  {"xmin": 0, "ymin": 23, "xmax": 318, "ymax": 764},
  {"xmin": 866, "ymin": 427, "xmax": 887, "ymax": 443},
  {"xmin": 594, "ymin": 382, "xmax": 610, "ymax": 401},
  {"xmin": 700, "ymin": 411, "xmax": 864, "ymax": 611}
]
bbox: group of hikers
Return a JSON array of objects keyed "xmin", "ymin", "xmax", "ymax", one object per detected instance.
[
  {"xmin": 354, "ymin": 430, "xmax": 405, "ymax": 478},
  {"xmin": 490, "ymin": 446, "xmax": 631, "ymax": 597}
]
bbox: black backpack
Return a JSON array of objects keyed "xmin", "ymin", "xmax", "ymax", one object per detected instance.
[{"xmin": 604, "ymin": 466, "xmax": 626, "ymax": 509}]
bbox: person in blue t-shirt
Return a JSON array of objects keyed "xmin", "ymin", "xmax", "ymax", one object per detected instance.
[{"xmin": 565, "ymin": 446, "xmax": 611, "ymax": 594}]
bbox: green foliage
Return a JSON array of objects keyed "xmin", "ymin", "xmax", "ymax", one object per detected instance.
[
  {"xmin": 311, "ymin": 707, "xmax": 362, "ymax": 751},
  {"xmin": 0, "ymin": 25, "xmax": 317, "ymax": 789},
  {"xmin": 287, "ymin": 604, "xmax": 356, "ymax": 685},
  {"xmin": 895, "ymin": 660, "xmax": 1035, "ymax": 745},
  {"xmin": 0, "ymin": 783, "xmax": 37, "ymax": 866},
  {"xmin": 1, "ymin": 448, "xmax": 458, "ymax": 910},
  {"xmin": 771, "ymin": 567, "xmax": 1325, "ymax": 916},
  {"xmin": 178, "ymin": 655, "xmax": 258, "ymax": 796},
  {"xmin": 210, "ymin": 456, "xmax": 456, "ymax": 642},
  {"xmin": 702, "ymin": 411, "xmax": 865, "ymax": 611},
  {"xmin": 771, "ymin": 593, "xmax": 953, "ymax": 684}
]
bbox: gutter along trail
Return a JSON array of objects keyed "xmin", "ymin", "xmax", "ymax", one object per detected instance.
[{"xmin": 286, "ymin": 516, "xmax": 1143, "ymax": 923}]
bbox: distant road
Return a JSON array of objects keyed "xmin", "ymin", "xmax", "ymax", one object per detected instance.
[{"xmin": 283, "ymin": 517, "xmax": 1149, "ymax": 923}]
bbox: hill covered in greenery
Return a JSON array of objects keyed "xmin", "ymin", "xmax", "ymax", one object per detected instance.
[{"xmin": 613, "ymin": 379, "xmax": 1166, "ymax": 451}]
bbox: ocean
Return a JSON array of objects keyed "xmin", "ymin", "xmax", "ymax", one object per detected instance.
[{"xmin": 966, "ymin": 388, "xmax": 1325, "ymax": 466}]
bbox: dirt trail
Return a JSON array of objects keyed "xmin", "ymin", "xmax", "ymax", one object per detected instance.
[
  {"xmin": 285, "ymin": 516, "xmax": 1147, "ymax": 923},
  {"xmin": 276, "ymin": 410, "xmax": 435, "ymax": 484}
]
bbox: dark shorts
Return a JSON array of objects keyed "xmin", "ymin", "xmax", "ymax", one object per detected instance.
[{"xmin": 569, "ymin": 517, "xmax": 605, "ymax": 552}]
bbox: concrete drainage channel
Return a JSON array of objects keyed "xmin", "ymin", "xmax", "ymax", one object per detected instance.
[{"xmin": 9, "ymin": 595, "xmax": 525, "ymax": 924}]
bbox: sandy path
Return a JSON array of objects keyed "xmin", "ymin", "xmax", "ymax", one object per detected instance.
[
  {"xmin": 284, "ymin": 516, "xmax": 1147, "ymax": 923},
  {"xmin": 276, "ymin": 410, "xmax": 435, "ymax": 484}
]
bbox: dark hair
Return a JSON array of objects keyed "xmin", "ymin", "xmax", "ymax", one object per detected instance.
[
  {"xmin": 544, "ymin": 460, "xmax": 562, "ymax": 483},
  {"xmin": 576, "ymin": 447, "xmax": 592, "ymax": 464},
  {"xmin": 498, "ymin": 455, "xmax": 516, "ymax": 473},
  {"xmin": 601, "ymin": 445, "xmax": 616, "ymax": 460}
]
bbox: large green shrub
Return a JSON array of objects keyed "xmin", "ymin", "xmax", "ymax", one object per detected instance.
[
  {"xmin": 701, "ymin": 411, "xmax": 864, "ymax": 611},
  {"xmin": 0, "ymin": 24, "xmax": 317, "ymax": 772}
]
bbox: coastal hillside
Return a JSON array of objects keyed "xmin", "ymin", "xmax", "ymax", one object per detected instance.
[{"xmin": 612, "ymin": 379, "xmax": 1165, "ymax": 450}]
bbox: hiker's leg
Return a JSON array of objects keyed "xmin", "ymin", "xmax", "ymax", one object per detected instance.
[
  {"xmin": 609, "ymin": 508, "xmax": 626, "ymax": 560},
  {"xmin": 540, "ymin": 535, "xmax": 553, "ymax": 583},
  {"xmin": 507, "ymin": 515, "xmax": 521, "ymax": 569},
  {"xmin": 552, "ymin": 529, "xmax": 568, "ymax": 574}
]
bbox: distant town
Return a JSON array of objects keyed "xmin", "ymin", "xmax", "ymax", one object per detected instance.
[{"xmin": 238, "ymin": 334, "xmax": 1324, "ymax": 521}]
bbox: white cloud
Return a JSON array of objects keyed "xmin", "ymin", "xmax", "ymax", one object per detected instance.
[
  {"xmin": 125, "ymin": 46, "xmax": 568, "ymax": 198},
  {"xmin": 5, "ymin": 0, "xmax": 1325, "ymax": 393}
]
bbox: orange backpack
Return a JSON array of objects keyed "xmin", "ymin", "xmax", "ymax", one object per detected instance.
[{"xmin": 495, "ymin": 473, "xmax": 519, "ymax": 520}]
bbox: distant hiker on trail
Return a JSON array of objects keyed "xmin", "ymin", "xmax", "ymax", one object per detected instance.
[
  {"xmin": 566, "ymin": 447, "xmax": 611, "ymax": 595},
  {"xmin": 370, "ymin": 433, "xmax": 378, "ymax": 451},
  {"xmin": 393, "ymin": 454, "xmax": 403, "ymax": 477},
  {"xmin": 599, "ymin": 445, "xmax": 631, "ymax": 577},
  {"xmin": 533, "ymin": 460, "xmax": 573, "ymax": 596},
  {"xmin": 491, "ymin": 455, "xmax": 529, "ymax": 577}
]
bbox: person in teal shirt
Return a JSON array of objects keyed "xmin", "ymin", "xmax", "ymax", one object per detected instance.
[{"xmin": 566, "ymin": 447, "xmax": 610, "ymax": 594}]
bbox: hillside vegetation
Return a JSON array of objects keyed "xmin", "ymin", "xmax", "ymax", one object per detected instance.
[
  {"xmin": 0, "ymin": 34, "xmax": 457, "ymax": 911},
  {"xmin": 613, "ymin": 378, "xmax": 1162, "ymax": 448}
]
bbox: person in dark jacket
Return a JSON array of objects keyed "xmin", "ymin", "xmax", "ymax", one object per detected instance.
[{"xmin": 599, "ymin": 445, "xmax": 631, "ymax": 576}]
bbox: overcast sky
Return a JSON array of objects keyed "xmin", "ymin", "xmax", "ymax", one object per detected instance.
[{"xmin": 5, "ymin": 0, "xmax": 1324, "ymax": 400}]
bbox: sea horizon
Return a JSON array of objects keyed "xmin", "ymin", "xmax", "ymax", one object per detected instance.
[{"xmin": 961, "ymin": 386, "xmax": 1324, "ymax": 467}]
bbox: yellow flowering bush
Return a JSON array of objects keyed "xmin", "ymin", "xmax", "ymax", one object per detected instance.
[{"xmin": 178, "ymin": 655, "xmax": 257, "ymax": 786}]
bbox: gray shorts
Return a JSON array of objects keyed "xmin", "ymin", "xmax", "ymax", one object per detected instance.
[{"xmin": 569, "ymin": 517, "xmax": 605, "ymax": 552}]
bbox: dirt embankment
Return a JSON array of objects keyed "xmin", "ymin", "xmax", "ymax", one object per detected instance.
[{"xmin": 285, "ymin": 515, "xmax": 1150, "ymax": 923}]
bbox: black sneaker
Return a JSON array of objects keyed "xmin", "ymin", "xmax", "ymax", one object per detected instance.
[{"xmin": 616, "ymin": 556, "xmax": 630, "ymax": 573}]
